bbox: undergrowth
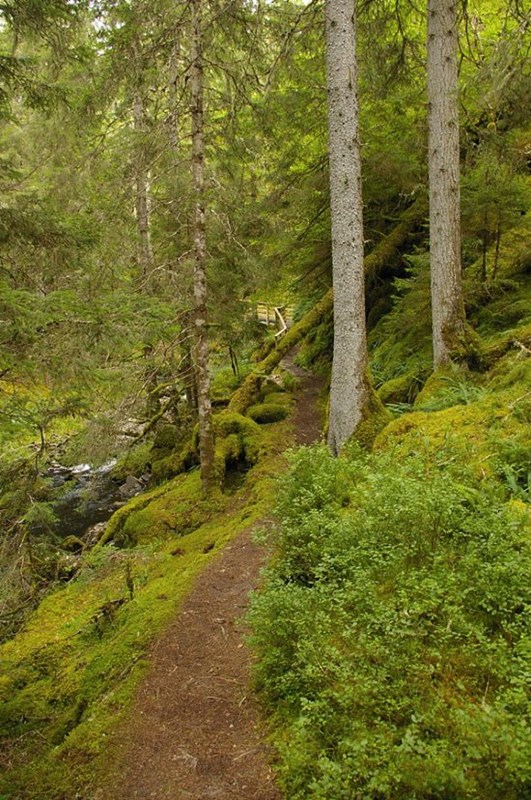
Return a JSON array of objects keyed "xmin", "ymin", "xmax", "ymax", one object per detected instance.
[{"xmin": 249, "ymin": 445, "xmax": 531, "ymax": 800}]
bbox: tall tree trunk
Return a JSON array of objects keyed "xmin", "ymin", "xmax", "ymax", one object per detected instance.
[
  {"xmin": 190, "ymin": 0, "xmax": 214, "ymax": 491},
  {"xmin": 427, "ymin": 0, "xmax": 465, "ymax": 367},
  {"xmin": 169, "ymin": 37, "xmax": 181, "ymax": 153},
  {"xmin": 133, "ymin": 89, "xmax": 153, "ymax": 281},
  {"xmin": 325, "ymin": 0, "xmax": 371, "ymax": 456}
]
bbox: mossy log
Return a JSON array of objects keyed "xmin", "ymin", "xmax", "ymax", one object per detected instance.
[
  {"xmin": 228, "ymin": 291, "xmax": 333, "ymax": 414},
  {"xmin": 364, "ymin": 196, "xmax": 427, "ymax": 287},
  {"xmin": 229, "ymin": 198, "xmax": 427, "ymax": 415}
]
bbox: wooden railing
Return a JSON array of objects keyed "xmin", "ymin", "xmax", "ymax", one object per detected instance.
[{"xmin": 256, "ymin": 302, "xmax": 294, "ymax": 338}]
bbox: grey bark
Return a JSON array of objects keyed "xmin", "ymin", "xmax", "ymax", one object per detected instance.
[
  {"xmin": 133, "ymin": 89, "xmax": 154, "ymax": 280},
  {"xmin": 190, "ymin": 0, "xmax": 214, "ymax": 490},
  {"xmin": 427, "ymin": 0, "xmax": 465, "ymax": 366},
  {"xmin": 325, "ymin": 0, "xmax": 370, "ymax": 456}
]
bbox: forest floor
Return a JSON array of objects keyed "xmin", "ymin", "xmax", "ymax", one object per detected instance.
[{"xmin": 96, "ymin": 354, "xmax": 323, "ymax": 800}]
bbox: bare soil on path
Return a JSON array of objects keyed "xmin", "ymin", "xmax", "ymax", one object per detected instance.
[{"xmin": 99, "ymin": 358, "xmax": 323, "ymax": 800}]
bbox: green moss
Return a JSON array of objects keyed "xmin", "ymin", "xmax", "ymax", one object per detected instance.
[
  {"xmin": 448, "ymin": 322, "xmax": 484, "ymax": 369},
  {"xmin": 260, "ymin": 379, "xmax": 285, "ymax": 398},
  {"xmin": 480, "ymin": 321, "xmax": 531, "ymax": 370},
  {"xmin": 0, "ymin": 422, "xmax": 288, "ymax": 799},
  {"xmin": 247, "ymin": 402, "xmax": 290, "ymax": 424},
  {"xmin": 374, "ymin": 358, "xmax": 530, "ymax": 496},
  {"xmin": 152, "ymin": 423, "xmax": 179, "ymax": 452},
  {"xmin": 211, "ymin": 410, "xmax": 267, "ymax": 486},
  {"xmin": 353, "ymin": 380, "xmax": 393, "ymax": 450},
  {"xmin": 61, "ymin": 535, "xmax": 84, "ymax": 553},
  {"xmin": 413, "ymin": 366, "xmax": 463, "ymax": 409},
  {"xmin": 99, "ymin": 472, "xmax": 226, "ymax": 548},
  {"xmin": 150, "ymin": 441, "xmax": 197, "ymax": 484},
  {"xmin": 213, "ymin": 409, "xmax": 261, "ymax": 440},
  {"xmin": 377, "ymin": 371, "xmax": 426, "ymax": 405}
]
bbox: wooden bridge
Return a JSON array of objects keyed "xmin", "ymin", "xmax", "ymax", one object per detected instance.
[{"xmin": 256, "ymin": 302, "xmax": 295, "ymax": 339}]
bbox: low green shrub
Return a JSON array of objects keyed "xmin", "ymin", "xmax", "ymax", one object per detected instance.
[{"xmin": 249, "ymin": 444, "xmax": 531, "ymax": 800}]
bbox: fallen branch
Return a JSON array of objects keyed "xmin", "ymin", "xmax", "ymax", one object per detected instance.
[{"xmin": 133, "ymin": 397, "xmax": 174, "ymax": 442}]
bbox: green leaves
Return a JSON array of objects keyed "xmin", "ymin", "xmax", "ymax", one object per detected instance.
[{"xmin": 250, "ymin": 445, "xmax": 531, "ymax": 799}]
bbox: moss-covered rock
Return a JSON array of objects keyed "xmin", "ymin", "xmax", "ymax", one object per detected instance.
[
  {"xmin": 211, "ymin": 410, "xmax": 265, "ymax": 485},
  {"xmin": 213, "ymin": 410, "xmax": 262, "ymax": 440},
  {"xmin": 247, "ymin": 403, "xmax": 290, "ymax": 424},
  {"xmin": 98, "ymin": 472, "xmax": 227, "ymax": 548},
  {"xmin": 480, "ymin": 321, "xmax": 531, "ymax": 370},
  {"xmin": 111, "ymin": 442, "xmax": 153, "ymax": 481},
  {"xmin": 152, "ymin": 424, "xmax": 179, "ymax": 452},
  {"xmin": 150, "ymin": 442, "xmax": 197, "ymax": 484},
  {"xmin": 377, "ymin": 371, "xmax": 426, "ymax": 405},
  {"xmin": 260, "ymin": 379, "xmax": 285, "ymax": 398},
  {"xmin": 413, "ymin": 366, "xmax": 460, "ymax": 409},
  {"xmin": 150, "ymin": 423, "xmax": 180, "ymax": 464},
  {"xmin": 374, "ymin": 352, "xmax": 530, "ymax": 496}
]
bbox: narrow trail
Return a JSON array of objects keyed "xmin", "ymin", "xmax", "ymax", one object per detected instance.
[{"xmin": 99, "ymin": 357, "xmax": 323, "ymax": 800}]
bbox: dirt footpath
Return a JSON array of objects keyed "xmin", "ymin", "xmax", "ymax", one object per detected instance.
[{"xmin": 99, "ymin": 359, "xmax": 322, "ymax": 799}]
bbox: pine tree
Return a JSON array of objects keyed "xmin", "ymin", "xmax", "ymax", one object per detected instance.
[
  {"xmin": 427, "ymin": 0, "xmax": 466, "ymax": 366},
  {"xmin": 190, "ymin": 0, "xmax": 214, "ymax": 490},
  {"xmin": 325, "ymin": 0, "xmax": 372, "ymax": 455}
]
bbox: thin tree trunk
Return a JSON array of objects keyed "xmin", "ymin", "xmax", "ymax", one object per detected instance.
[
  {"xmin": 427, "ymin": 0, "xmax": 465, "ymax": 366},
  {"xmin": 325, "ymin": 0, "xmax": 371, "ymax": 456},
  {"xmin": 133, "ymin": 89, "xmax": 153, "ymax": 280},
  {"xmin": 481, "ymin": 209, "xmax": 488, "ymax": 281},
  {"xmin": 169, "ymin": 38, "xmax": 181, "ymax": 153},
  {"xmin": 180, "ymin": 311, "xmax": 198, "ymax": 411},
  {"xmin": 190, "ymin": 0, "xmax": 214, "ymax": 491},
  {"xmin": 493, "ymin": 219, "xmax": 501, "ymax": 280}
]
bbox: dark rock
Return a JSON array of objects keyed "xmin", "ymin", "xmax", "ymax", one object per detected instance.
[{"xmin": 118, "ymin": 474, "xmax": 143, "ymax": 498}]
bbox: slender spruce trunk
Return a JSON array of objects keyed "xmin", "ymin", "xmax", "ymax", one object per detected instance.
[
  {"xmin": 325, "ymin": 0, "xmax": 371, "ymax": 456},
  {"xmin": 427, "ymin": 0, "xmax": 465, "ymax": 366},
  {"xmin": 190, "ymin": 0, "xmax": 214, "ymax": 490},
  {"xmin": 169, "ymin": 38, "xmax": 181, "ymax": 152},
  {"xmin": 133, "ymin": 89, "xmax": 153, "ymax": 281}
]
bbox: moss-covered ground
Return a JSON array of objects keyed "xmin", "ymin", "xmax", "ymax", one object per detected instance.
[
  {"xmin": 0, "ymin": 405, "xmax": 294, "ymax": 799},
  {"xmin": 367, "ymin": 206, "xmax": 531, "ymax": 500}
]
